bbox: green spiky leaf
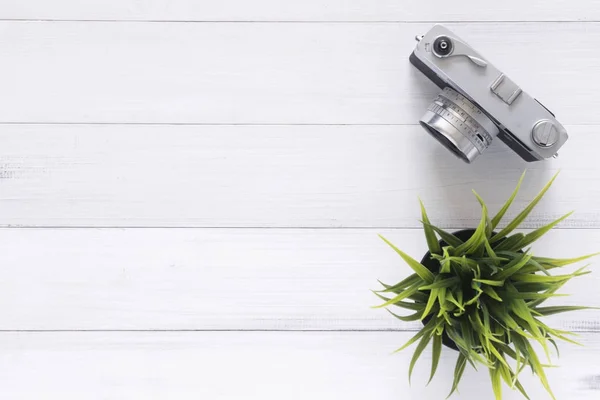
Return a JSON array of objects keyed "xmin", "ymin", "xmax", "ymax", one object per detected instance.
[
  {"xmin": 491, "ymin": 172, "xmax": 559, "ymax": 243},
  {"xmin": 510, "ymin": 212, "xmax": 573, "ymax": 251},
  {"xmin": 424, "ymin": 223, "xmax": 464, "ymax": 247},
  {"xmin": 420, "ymin": 199, "xmax": 441, "ymax": 255},
  {"xmin": 490, "ymin": 362, "xmax": 503, "ymax": 400},
  {"xmin": 428, "ymin": 334, "xmax": 442, "ymax": 385},
  {"xmin": 447, "ymin": 353, "xmax": 467, "ymax": 398},
  {"xmin": 491, "ymin": 171, "xmax": 526, "ymax": 230},
  {"xmin": 379, "ymin": 235, "xmax": 435, "ymax": 283},
  {"xmin": 533, "ymin": 306, "xmax": 596, "ymax": 316},
  {"xmin": 379, "ymin": 274, "xmax": 421, "ymax": 293},
  {"xmin": 454, "ymin": 196, "xmax": 488, "ymax": 255},
  {"xmin": 409, "ymin": 330, "xmax": 434, "ymax": 383},
  {"xmin": 532, "ymin": 252, "xmax": 600, "ymax": 268}
]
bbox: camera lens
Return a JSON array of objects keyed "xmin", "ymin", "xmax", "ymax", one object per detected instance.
[
  {"xmin": 419, "ymin": 87, "xmax": 499, "ymax": 163},
  {"xmin": 433, "ymin": 36, "xmax": 453, "ymax": 57},
  {"xmin": 420, "ymin": 123, "xmax": 470, "ymax": 163}
]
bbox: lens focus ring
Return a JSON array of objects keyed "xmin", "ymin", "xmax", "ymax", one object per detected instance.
[{"xmin": 420, "ymin": 87, "xmax": 499, "ymax": 163}]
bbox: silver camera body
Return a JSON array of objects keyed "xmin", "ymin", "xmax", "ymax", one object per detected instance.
[{"xmin": 410, "ymin": 25, "xmax": 568, "ymax": 163}]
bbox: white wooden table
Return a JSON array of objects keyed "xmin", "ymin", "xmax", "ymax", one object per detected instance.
[{"xmin": 0, "ymin": 1, "xmax": 599, "ymax": 398}]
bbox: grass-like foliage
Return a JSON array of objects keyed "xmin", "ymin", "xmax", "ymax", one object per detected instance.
[{"xmin": 373, "ymin": 172, "xmax": 598, "ymax": 400}]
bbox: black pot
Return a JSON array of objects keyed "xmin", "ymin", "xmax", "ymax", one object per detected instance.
[{"xmin": 419, "ymin": 229, "xmax": 478, "ymax": 351}]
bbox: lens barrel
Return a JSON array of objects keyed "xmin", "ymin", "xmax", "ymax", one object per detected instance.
[{"xmin": 420, "ymin": 87, "xmax": 499, "ymax": 163}]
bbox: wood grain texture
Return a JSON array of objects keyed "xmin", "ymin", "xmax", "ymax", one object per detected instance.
[
  {"xmin": 0, "ymin": 331, "xmax": 598, "ymax": 399},
  {"xmin": 0, "ymin": 1, "xmax": 598, "ymax": 399},
  {"xmin": 1, "ymin": 1, "xmax": 599, "ymax": 21},
  {"xmin": 0, "ymin": 124, "xmax": 595, "ymax": 228},
  {"xmin": 0, "ymin": 228, "xmax": 597, "ymax": 331},
  {"xmin": 0, "ymin": 22, "xmax": 597, "ymax": 124}
]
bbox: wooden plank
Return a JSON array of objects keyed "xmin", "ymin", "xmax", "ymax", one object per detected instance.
[
  {"xmin": 0, "ymin": 124, "xmax": 595, "ymax": 228},
  {"xmin": 0, "ymin": 331, "xmax": 598, "ymax": 399},
  {"xmin": 0, "ymin": 228, "xmax": 597, "ymax": 331},
  {"xmin": 2, "ymin": 1, "xmax": 599, "ymax": 21},
  {"xmin": 0, "ymin": 22, "xmax": 597, "ymax": 124}
]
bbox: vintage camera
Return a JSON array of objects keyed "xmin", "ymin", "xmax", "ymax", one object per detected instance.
[{"xmin": 410, "ymin": 25, "xmax": 568, "ymax": 163}]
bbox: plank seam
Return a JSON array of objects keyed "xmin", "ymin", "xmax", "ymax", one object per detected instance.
[
  {"xmin": 0, "ymin": 226, "xmax": 598, "ymax": 230},
  {"xmin": 0, "ymin": 122, "xmax": 421, "ymax": 126},
  {"xmin": 0, "ymin": 122, "xmax": 596, "ymax": 127},
  {"xmin": 0, "ymin": 329, "xmax": 597, "ymax": 333},
  {"xmin": 0, "ymin": 19, "xmax": 599, "ymax": 24}
]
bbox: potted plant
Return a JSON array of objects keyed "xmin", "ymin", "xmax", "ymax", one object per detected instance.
[{"xmin": 373, "ymin": 172, "xmax": 597, "ymax": 399}]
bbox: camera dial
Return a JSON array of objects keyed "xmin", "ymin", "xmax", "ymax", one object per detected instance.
[
  {"xmin": 420, "ymin": 87, "xmax": 499, "ymax": 163},
  {"xmin": 432, "ymin": 36, "xmax": 453, "ymax": 57},
  {"xmin": 531, "ymin": 120, "xmax": 559, "ymax": 147}
]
